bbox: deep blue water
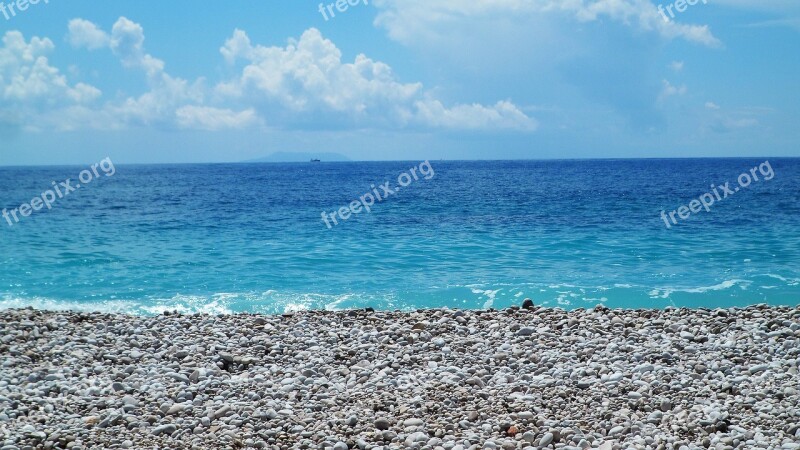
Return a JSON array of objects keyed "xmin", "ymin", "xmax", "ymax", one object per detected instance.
[{"xmin": 1, "ymin": 159, "xmax": 799, "ymax": 314}]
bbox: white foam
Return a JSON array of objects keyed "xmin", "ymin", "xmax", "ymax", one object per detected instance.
[
  {"xmin": 471, "ymin": 288, "xmax": 500, "ymax": 309},
  {"xmin": 0, "ymin": 297, "xmax": 142, "ymax": 315},
  {"xmin": 0, "ymin": 291, "xmax": 332, "ymax": 316},
  {"xmin": 764, "ymin": 274, "xmax": 800, "ymax": 286},
  {"xmin": 648, "ymin": 279, "xmax": 750, "ymax": 299}
]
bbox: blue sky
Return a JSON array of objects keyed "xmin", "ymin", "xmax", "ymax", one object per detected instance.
[{"xmin": 0, "ymin": 0, "xmax": 798, "ymax": 165}]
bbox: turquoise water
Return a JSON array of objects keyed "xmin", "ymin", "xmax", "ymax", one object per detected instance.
[{"xmin": 1, "ymin": 159, "xmax": 798, "ymax": 314}]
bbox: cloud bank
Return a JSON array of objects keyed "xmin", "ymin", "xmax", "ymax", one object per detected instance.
[{"xmin": 1, "ymin": 17, "xmax": 536, "ymax": 134}]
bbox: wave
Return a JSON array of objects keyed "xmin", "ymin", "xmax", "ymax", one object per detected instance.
[
  {"xmin": 0, "ymin": 291, "xmax": 406, "ymax": 316},
  {"xmin": 647, "ymin": 279, "xmax": 750, "ymax": 299},
  {"xmin": 1, "ymin": 276, "xmax": 797, "ymax": 315}
]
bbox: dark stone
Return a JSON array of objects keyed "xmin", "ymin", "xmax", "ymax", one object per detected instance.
[{"xmin": 522, "ymin": 298, "xmax": 534, "ymax": 309}]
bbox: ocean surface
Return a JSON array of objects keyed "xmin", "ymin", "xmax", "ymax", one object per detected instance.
[{"xmin": 1, "ymin": 159, "xmax": 799, "ymax": 314}]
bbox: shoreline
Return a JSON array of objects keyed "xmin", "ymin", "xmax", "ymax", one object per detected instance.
[
  {"xmin": 1, "ymin": 304, "xmax": 799, "ymax": 449},
  {"xmin": 2, "ymin": 298, "xmax": 799, "ymax": 317}
]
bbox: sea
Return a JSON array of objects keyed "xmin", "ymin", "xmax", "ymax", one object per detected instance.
[{"xmin": 1, "ymin": 158, "xmax": 798, "ymax": 315}]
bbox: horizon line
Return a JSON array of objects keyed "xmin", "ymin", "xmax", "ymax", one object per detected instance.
[{"xmin": 0, "ymin": 155, "xmax": 797, "ymax": 168}]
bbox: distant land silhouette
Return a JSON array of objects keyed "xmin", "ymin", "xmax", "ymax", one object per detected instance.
[{"xmin": 244, "ymin": 152, "xmax": 351, "ymax": 163}]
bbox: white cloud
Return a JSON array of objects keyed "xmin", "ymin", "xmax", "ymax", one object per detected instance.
[
  {"xmin": 702, "ymin": 103, "xmax": 767, "ymax": 133},
  {"xmin": 216, "ymin": 28, "xmax": 536, "ymax": 131},
  {"xmin": 659, "ymin": 79, "xmax": 687, "ymax": 101},
  {"xmin": 109, "ymin": 17, "xmax": 165, "ymax": 78},
  {"xmin": 2, "ymin": 32, "xmax": 58, "ymax": 101},
  {"xmin": 66, "ymin": 82, "xmax": 102, "ymax": 103},
  {"xmin": 106, "ymin": 76, "xmax": 204, "ymax": 127},
  {"xmin": 67, "ymin": 19, "xmax": 110, "ymax": 50},
  {"xmin": 669, "ymin": 61, "xmax": 684, "ymax": 72},
  {"xmin": 0, "ymin": 31, "xmax": 102, "ymax": 109},
  {"xmin": 13, "ymin": 19, "xmax": 535, "ymax": 133},
  {"xmin": 217, "ymin": 29, "xmax": 422, "ymax": 116},
  {"xmin": 415, "ymin": 99, "xmax": 537, "ymax": 131},
  {"xmin": 63, "ymin": 17, "xmax": 260, "ymax": 132},
  {"xmin": 69, "ymin": 17, "xmax": 167, "ymax": 79},
  {"xmin": 368, "ymin": 0, "xmax": 721, "ymax": 129},
  {"xmin": 372, "ymin": 0, "xmax": 721, "ymax": 47},
  {"xmin": 175, "ymin": 106, "xmax": 260, "ymax": 131},
  {"xmin": 220, "ymin": 29, "xmax": 252, "ymax": 64},
  {"xmin": 0, "ymin": 31, "xmax": 111, "ymax": 133}
]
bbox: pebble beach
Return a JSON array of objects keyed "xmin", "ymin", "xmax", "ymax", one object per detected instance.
[{"xmin": 1, "ymin": 304, "xmax": 799, "ymax": 450}]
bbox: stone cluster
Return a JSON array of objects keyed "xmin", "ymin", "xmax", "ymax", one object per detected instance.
[{"xmin": 1, "ymin": 304, "xmax": 798, "ymax": 449}]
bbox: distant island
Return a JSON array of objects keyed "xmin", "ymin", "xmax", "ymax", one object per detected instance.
[{"xmin": 243, "ymin": 152, "xmax": 350, "ymax": 163}]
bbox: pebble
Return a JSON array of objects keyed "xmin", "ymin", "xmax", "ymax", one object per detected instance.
[
  {"xmin": 374, "ymin": 418, "xmax": 391, "ymax": 430},
  {"xmin": 0, "ymin": 305, "xmax": 797, "ymax": 449},
  {"xmin": 151, "ymin": 424, "xmax": 176, "ymax": 436}
]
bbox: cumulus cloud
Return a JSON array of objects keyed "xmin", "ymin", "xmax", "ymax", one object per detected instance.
[
  {"xmin": 217, "ymin": 29, "xmax": 422, "ymax": 116},
  {"xmin": 69, "ymin": 17, "xmax": 166, "ymax": 78},
  {"xmin": 67, "ymin": 19, "xmax": 110, "ymax": 50},
  {"xmin": 64, "ymin": 17, "xmax": 258, "ymax": 131},
  {"xmin": 15, "ymin": 18, "xmax": 535, "ymax": 133},
  {"xmin": 2, "ymin": 32, "xmax": 73, "ymax": 102},
  {"xmin": 216, "ymin": 28, "xmax": 535, "ymax": 131},
  {"xmin": 108, "ymin": 17, "xmax": 166, "ymax": 78},
  {"xmin": 0, "ymin": 31, "xmax": 103, "ymax": 132}
]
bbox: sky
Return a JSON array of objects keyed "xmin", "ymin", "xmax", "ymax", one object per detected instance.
[{"xmin": 0, "ymin": 0, "xmax": 798, "ymax": 165}]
